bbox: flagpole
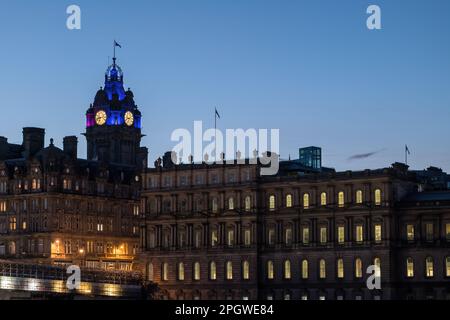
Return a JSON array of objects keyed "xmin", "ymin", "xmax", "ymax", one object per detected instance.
[{"xmin": 215, "ymin": 108, "xmax": 217, "ymax": 162}]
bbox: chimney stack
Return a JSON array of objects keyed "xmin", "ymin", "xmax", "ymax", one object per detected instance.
[
  {"xmin": 22, "ymin": 128, "xmax": 45, "ymax": 158},
  {"xmin": 63, "ymin": 136, "xmax": 78, "ymax": 159}
]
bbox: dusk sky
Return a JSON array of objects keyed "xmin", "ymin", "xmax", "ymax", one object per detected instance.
[{"xmin": 0, "ymin": 0, "xmax": 449, "ymax": 171}]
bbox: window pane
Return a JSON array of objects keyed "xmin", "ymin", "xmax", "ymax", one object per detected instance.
[
  {"xmin": 338, "ymin": 226, "xmax": 345, "ymax": 244},
  {"xmin": 302, "ymin": 260, "xmax": 308, "ymax": 279},
  {"xmin": 321, "ymin": 192, "xmax": 327, "ymax": 206},
  {"xmin": 407, "ymin": 224, "xmax": 415, "ymax": 241}
]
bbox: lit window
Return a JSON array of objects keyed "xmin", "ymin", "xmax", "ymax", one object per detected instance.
[
  {"xmin": 178, "ymin": 262, "xmax": 185, "ymax": 281},
  {"xmin": 194, "ymin": 230, "xmax": 202, "ymax": 248},
  {"xmin": 425, "ymin": 223, "xmax": 434, "ymax": 241},
  {"xmin": 320, "ymin": 192, "xmax": 327, "ymax": 206},
  {"xmin": 194, "ymin": 262, "xmax": 201, "ymax": 281},
  {"xmin": 211, "ymin": 229, "xmax": 218, "ymax": 247},
  {"xmin": 446, "ymin": 224, "xmax": 450, "ymax": 241},
  {"xmin": 425, "ymin": 257, "xmax": 434, "ymax": 278},
  {"xmin": 356, "ymin": 190, "xmax": 363, "ymax": 204},
  {"xmin": 374, "ymin": 224, "xmax": 382, "ymax": 242},
  {"xmin": 303, "ymin": 193, "xmax": 309, "ymax": 209},
  {"xmin": 210, "ymin": 261, "xmax": 217, "ymax": 280},
  {"xmin": 446, "ymin": 257, "xmax": 450, "ymax": 277},
  {"xmin": 302, "ymin": 227, "xmax": 310, "ymax": 244},
  {"xmin": 0, "ymin": 201, "xmax": 6, "ymax": 212},
  {"xmin": 285, "ymin": 227, "xmax": 293, "ymax": 245},
  {"xmin": 338, "ymin": 191, "xmax": 345, "ymax": 207},
  {"xmin": 269, "ymin": 195, "xmax": 276, "ymax": 211},
  {"xmin": 374, "ymin": 189, "xmax": 381, "ymax": 206},
  {"xmin": 356, "ymin": 225, "xmax": 364, "ymax": 243},
  {"xmin": 267, "ymin": 260, "xmax": 274, "ymax": 280},
  {"xmin": 9, "ymin": 216, "xmax": 17, "ymax": 231},
  {"xmin": 319, "ymin": 259, "xmax": 326, "ymax": 279},
  {"xmin": 320, "ymin": 227, "xmax": 327, "ymax": 244},
  {"xmin": 244, "ymin": 196, "xmax": 251, "ymax": 211},
  {"xmin": 374, "ymin": 258, "xmax": 381, "ymax": 277},
  {"xmin": 226, "ymin": 261, "xmax": 233, "ymax": 280},
  {"xmin": 406, "ymin": 258, "xmax": 414, "ymax": 278},
  {"xmin": 212, "ymin": 198, "xmax": 218, "ymax": 213},
  {"xmin": 227, "ymin": 229, "xmax": 235, "ymax": 247},
  {"xmin": 286, "ymin": 194, "xmax": 293, "ymax": 208},
  {"xmin": 242, "ymin": 261, "xmax": 250, "ymax": 280},
  {"xmin": 284, "ymin": 260, "xmax": 291, "ymax": 279},
  {"xmin": 337, "ymin": 259, "xmax": 344, "ymax": 279},
  {"xmin": 244, "ymin": 229, "xmax": 251, "ymax": 246},
  {"xmin": 406, "ymin": 224, "xmax": 415, "ymax": 241},
  {"xmin": 162, "ymin": 263, "xmax": 169, "ymax": 281},
  {"xmin": 228, "ymin": 198, "xmax": 235, "ymax": 210},
  {"xmin": 355, "ymin": 258, "xmax": 363, "ymax": 278},
  {"xmin": 301, "ymin": 260, "xmax": 309, "ymax": 279},
  {"xmin": 338, "ymin": 226, "xmax": 345, "ymax": 244}
]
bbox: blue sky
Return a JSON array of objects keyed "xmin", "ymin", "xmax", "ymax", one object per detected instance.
[{"xmin": 0, "ymin": 0, "xmax": 449, "ymax": 171}]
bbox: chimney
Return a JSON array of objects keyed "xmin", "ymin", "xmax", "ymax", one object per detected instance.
[
  {"xmin": 162, "ymin": 151, "xmax": 176, "ymax": 169},
  {"xmin": 63, "ymin": 136, "xmax": 78, "ymax": 159},
  {"xmin": 0, "ymin": 137, "xmax": 8, "ymax": 159},
  {"xmin": 22, "ymin": 128, "xmax": 45, "ymax": 158}
]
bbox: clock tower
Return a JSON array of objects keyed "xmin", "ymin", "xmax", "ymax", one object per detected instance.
[{"xmin": 84, "ymin": 56, "xmax": 145, "ymax": 167}]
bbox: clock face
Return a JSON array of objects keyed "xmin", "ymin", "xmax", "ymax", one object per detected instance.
[
  {"xmin": 95, "ymin": 110, "xmax": 107, "ymax": 126},
  {"xmin": 124, "ymin": 111, "xmax": 134, "ymax": 126}
]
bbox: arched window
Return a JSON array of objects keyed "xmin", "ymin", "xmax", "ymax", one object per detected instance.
[
  {"xmin": 406, "ymin": 258, "xmax": 414, "ymax": 278},
  {"xmin": 284, "ymin": 260, "xmax": 291, "ymax": 279},
  {"xmin": 356, "ymin": 190, "xmax": 363, "ymax": 204},
  {"xmin": 303, "ymin": 193, "xmax": 310, "ymax": 209},
  {"xmin": 147, "ymin": 263, "xmax": 154, "ymax": 281},
  {"xmin": 338, "ymin": 192, "xmax": 345, "ymax": 207},
  {"xmin": 355, "ymin": 258, "xmax": 363, "ymax": 278},
  {"xmin": 319, "ymin": 259, "xmax": 326, "ymax": 279},
  {"xmin": 301, "ymin": 260, "xmax": 308, "ymax": 279},
  {"xmin": 244, "ymin": 196, "xmax": 251, "ymax": 211},
  {"xmin": 425, "ymin": 257, "xmax": 434, "ymax": 278},
  {"xmin": 337, "ymin": 259, "xmax": 344, "ymax": 279},
  {"xmin": 210, "ymin": 261, "xmax": 217, "ymax": 280},
  {"xmin": 242, "ymin": 261, "xmax": 250, "ymax": 280},
  {"xmin": 267, "ymin": 260, "xmax": 274, "ymax": 280},
  {"xmin": 269, "ymin": 195, "xmax": 276, "ymax": 211},
  {"xmin": 178, "ymin": 262, "xmax": 185, "ymax": 281},
  {"xmin": 286, "ymin": 194, "xmax": 293, "ymax": 208},
  {"xmin": 320, "ymin": 192, "xmax": 327, "ymax": 206},
  {"xmin": 374, "ymin": 189, "xmax": 382, "ymax": 206},
  {"xmin": 226, "ymin": 261, "xmax": 233, "ymax": 280},
  {"xmin": 374, "ymin": 257, "xmax": 381, "ymax": 277},
  {"xmin": 228, "ymin": 197, "xmax": 235, "ymax": 210},
  {"xmin": 211, "ymin": 198, "xmax": 218, "ymax": 213},
  {"xmin": 194, "ymin": 262, "xmax": 201, "ymax": 281},
  {"xmin": 446, "ymin": 257, "xmax": 450, "ymax": 277},
  {"xmin": 162, "ymin": 262, "xmax": 169, "ymax": 281}
]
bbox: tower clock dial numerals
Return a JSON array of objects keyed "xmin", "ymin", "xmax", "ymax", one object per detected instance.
[
  {"xmin": 95, "ymin": 110, "xmax": 107, "ymax": 125},
  {"xmin": 124, "ymin": 111, "xmax": 134, "ymax": 126}
]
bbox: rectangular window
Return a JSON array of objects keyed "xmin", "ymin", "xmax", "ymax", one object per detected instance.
[
  {"xmin": 268, "ymin": 229, "xmax": 275, "ymax": 245},
  {"xmin": 320, "ymin": 227, "xmax": 327, "ymax": 244},
  {"xmin": 356, "ymin": 225, "xmax": 364, "ymax": 243},
  {"xmin": 302, "ymin": 227, "xmax": 310, "ymax": 244},
  {"xmin": 285, "ymin": 228, "xmax": 292, "ymax": 245},
  {"xmin": 374, "ymin": 224, "xmax": 382, "ymax": 243},
  {"xmin": 244, "ymin": 229, "xmax": 251, "ymax": 246},
  {"xmin": 446, "ymin": 224, "xmax": 450, "ymax": 241},
  {"xmin": 227, "ymin": 229, "xmax": 234, "ymax": 247},
  {"xmin": 425, "ymin": 223, "xmax": 434, "ymax": 241},
  {"xmin": 211, "ymin": 230, "xmax": 218, "ymax": 247},
  {"xmin": 338, "ymin": 226, "xmax": 345, "ymax": 244},
  {"xmin": 407, "ymin": 224, "xmax": 415, "ymax": 241}
]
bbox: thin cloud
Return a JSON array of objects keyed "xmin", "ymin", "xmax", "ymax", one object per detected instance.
[{"xmin": 348, "ymin": 149, "xmax": 386, "ymax": 161}]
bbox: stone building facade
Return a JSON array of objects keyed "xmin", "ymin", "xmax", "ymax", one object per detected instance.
[
  {"xmin": 0, "ymin": 57, "xmax": 145, "ymax": 271},
  {"xmin": 139, "ymin": 157, "xmax": 450, "ymax": 300}
]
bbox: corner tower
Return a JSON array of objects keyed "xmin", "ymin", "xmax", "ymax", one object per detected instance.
[{"xmin": 84, "ymin": 56, "xmax": 143, "ymax": 166}]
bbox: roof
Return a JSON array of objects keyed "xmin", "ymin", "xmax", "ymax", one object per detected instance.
[{"xmin": 402, "ymin": 191, "xmax": 450, "ymax": 202}]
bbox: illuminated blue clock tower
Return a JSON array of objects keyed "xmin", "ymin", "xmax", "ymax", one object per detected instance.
[{"xmin": 84, "ymin": 55, "xmax": 145, "ymax": 167}]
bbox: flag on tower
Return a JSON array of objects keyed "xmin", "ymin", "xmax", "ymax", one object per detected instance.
[{"xmin": 114, "ymin": 40, "xmax": 122, "ymax": 48}]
